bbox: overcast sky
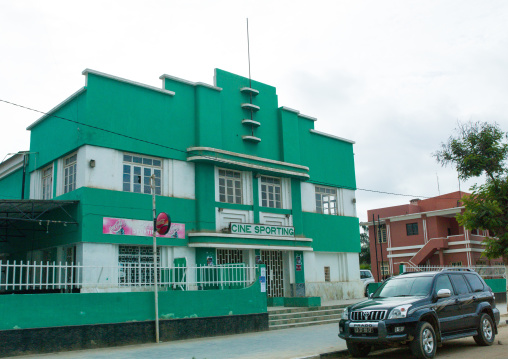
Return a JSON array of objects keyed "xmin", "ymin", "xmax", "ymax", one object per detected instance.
[{"xmin": 1, "ymin": 0, "xmax": 507, "ymax": 223}]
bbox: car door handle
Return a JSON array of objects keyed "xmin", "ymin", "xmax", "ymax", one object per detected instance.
[{"xmin": 472, "ymin": 296, "xmax": 476, "ymax": 300}]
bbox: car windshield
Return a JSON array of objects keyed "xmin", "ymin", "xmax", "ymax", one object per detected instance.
[{"xmin": 374, "ymin": 276, "xmax": 433, "ymax": 298}]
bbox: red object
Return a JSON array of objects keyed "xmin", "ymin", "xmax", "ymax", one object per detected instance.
[{"xmin": 156, "ymin": 212, "xmax": 171, "ymax": 235}]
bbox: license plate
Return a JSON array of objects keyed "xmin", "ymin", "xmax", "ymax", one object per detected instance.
[{"xmin": 354, "ymin": 327, "xmax": 373, "ymax": 333}]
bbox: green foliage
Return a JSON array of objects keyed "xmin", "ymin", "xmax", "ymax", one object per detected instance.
[
  {"xmin": 360, "ymin": 263, "xmax": 371, "ymax": 270},
  {"xmin": 359, "ymin": 225, "xmax": 371, "ymax": 265},
  {"xmin": 435, "ymin": 121, "xmax": 508, "ymax": 260},
  {"xmin": 434, "ymin": 121, "xmax": 507, "ymax": 181}
]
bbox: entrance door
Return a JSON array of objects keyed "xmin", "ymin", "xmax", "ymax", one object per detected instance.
[{"xmin": 261, "ymin": 250, "xmax": 284, "ymax": 297}]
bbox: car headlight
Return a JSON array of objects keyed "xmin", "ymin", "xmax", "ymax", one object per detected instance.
[
  {"xmin": 341, "ymin": 307, "xmax": 349, "ymax": 320},
  {"xmin": 388, "ymin": 305, "xmax": 412, "ymax": 319}
]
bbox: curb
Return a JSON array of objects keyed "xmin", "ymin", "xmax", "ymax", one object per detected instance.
[{"xmin": 293, "ymin": 349, "xmax": 350, "ymax": 359}]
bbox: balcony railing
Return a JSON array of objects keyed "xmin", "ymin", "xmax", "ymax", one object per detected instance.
[{"xmin": 0, "ymin": 260, "xmax": 257, "ymax": 292}]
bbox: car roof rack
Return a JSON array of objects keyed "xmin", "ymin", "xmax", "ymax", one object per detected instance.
[{"xmin": 440, "ymin": 267, "xmax": 474, "ymax": 272}]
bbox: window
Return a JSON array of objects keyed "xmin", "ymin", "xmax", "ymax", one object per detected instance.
[
  {"xmin": 380, "ymin": 261, "xmax": 389, "ymax": 277},
  {"xmin": 315, "ymin": 186, "xmax": 337, "ymax": 215},
  {"xmin": 434, "ymin": 274, "xmax": 454, "ymax": 295},
  {"xmin": 377, "ymin": 225, "xmax": 387, "ymax": 243},
  {"xmin": 218, "ymin": 169, "xmax": 242, "ymax": 204},
  {"xmin": 450, "ymin": 261, "xmax": 462, "ymax": 267},
  {"xmin": 63, "ymin": 154, "xmax": 77, "ymax": 194},
  {"xmin": 324, "ymin": 266, "xmax": 330, "ymax": 282},
  {"xmin": 118, "ymin": 245, "xmax": 160, "ymax": 285},
  {"xmin": 260, "ymin": 176, "xmax": 282, "ymax": 208},
  {"xmin": 476, "ymin": 260, "xmax": 487, "ymax": 266},
  {"xmin": 406, "ymin": 222, "xmax": 418, "ymax": 236},
  {"xmin": 450, "ymin": 274, "xmax": 470, "ymax": 295},
  {"xmin": 42, "ymin": 166, "xmax": 53, "ymax": 200},
  {"xmin": 123, "ymin": 154, "xmax": 161, "ymax": 195},
  {"xmin": 464, "ymin": 273, "xmax": 485, "ymax": 293}
]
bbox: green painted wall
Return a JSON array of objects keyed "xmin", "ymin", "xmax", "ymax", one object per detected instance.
[
  {"xmin": 0, "ymin": 168, "xmax": 23, "ymax": 200},
  {"xmin": 302, "ymin": 212, "xmax": 360, "ymax": 252},
  {"xmin": 0, "ymin": 276, "xmax": 266, "ymax": 330}
]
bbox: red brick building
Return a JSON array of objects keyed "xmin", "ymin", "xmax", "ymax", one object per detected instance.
[{"xmin": 364, "ymin": 191, "xmax": 502, "ymax": 281}]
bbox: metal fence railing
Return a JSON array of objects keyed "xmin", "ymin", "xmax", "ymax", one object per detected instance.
[
  {"xmin": 403, "ymin": 265, "xmax": 506, "ymax": 279},
  {"xmin": 0, "ymin": 260, "xmax": 257, "ymax": 292}
]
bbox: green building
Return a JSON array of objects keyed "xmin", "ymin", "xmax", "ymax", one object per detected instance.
[{"xmin": 0, "ymin": 68, "xmax": 362, "ymax": 301}]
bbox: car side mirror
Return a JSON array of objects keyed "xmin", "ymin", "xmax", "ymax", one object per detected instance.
[
  {"xmin": 369, "ymin": 293, "xmax": 374, "ymax": 299},
  {"xmin": 437, "ymin": 289, "xmax": 451, "ymax": 299}
]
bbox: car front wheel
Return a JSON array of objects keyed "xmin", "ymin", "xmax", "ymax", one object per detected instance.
[
  {"xmin": 346, "ymin": 341, "xmax": 371, "ymax": 357},
  {"xmin": 474, "ymin": 313, "xmax": 495, "ymax": 346},
  {"xmin": 410, "ymin": 321, "xmax": 436, "ymax": 359}
]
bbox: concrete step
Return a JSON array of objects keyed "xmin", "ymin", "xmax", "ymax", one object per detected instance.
[
  {"xmin": 268, "ymin": 305, "xmax": 346, "ymax": 330},
  {"xmin": 270, "ymin": 313, "xmax": 342, "ymax": 326},
  {"xmin": 269, "ymin": 308, "xmax": 344, "ymax": 321},
  {"xmin": 269, "ymin": 317, "xmax": 341, "ymax": 330},
  {"xmin": 268, "ymin": 304, "xmax": 348, "ymax": 315}
]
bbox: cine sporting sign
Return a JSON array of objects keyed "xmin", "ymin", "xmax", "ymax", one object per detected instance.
[{"xmin": 230, "ymin": 223, "xmax": 295, "ymax": 237}]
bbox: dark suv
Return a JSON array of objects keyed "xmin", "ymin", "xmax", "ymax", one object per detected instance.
[{"xmin": 339, "ymin": 269, "xmax": 500, "ymax": 358}]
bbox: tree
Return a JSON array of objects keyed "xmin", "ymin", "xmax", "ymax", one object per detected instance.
[
  {"xmin": 434, "ymin": 121, "xmax": 508, "ymax": 261},
  {"xmin": 359, "ymin": 225, "xmax": 371, "ymax": 267}
]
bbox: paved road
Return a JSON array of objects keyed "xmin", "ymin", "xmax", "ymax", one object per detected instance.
[{"xmin": 8, "ymin": 323, "xmax": 347, "ymax": 359}]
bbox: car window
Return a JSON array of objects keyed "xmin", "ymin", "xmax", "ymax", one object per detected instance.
[
  {"xmin": 360, "ymin": 271, "xmax": 367, "ymax": 279},
  {"xmin": 374, "ymin": 276, "xmax": 433, "ymax": 298},
  {"xmin": 464, "ymin": 273, "xmax": 485, "ymax": 292},
  {"xmin": 450, "ymin": 274, "xmax": 470, "ymax": 295},
  {"xmin": 434, "ymin": 274, "xmax": 454, "ymax": 295}
]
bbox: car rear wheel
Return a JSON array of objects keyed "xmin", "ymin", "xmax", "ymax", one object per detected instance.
[
  {"xmin": 346, "ymin": 341, "xmax": 371, "ymax": 357},
  {"xmin": 410, "ymin": 321, "xmax": 436, "ymax": 359},
  {"xmin": 474, "ymin": 313, "xmax": 495, "ymax": 346}
]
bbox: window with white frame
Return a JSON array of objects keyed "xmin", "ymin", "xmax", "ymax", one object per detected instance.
[
  {"xmin": 63, "ymin": 154, "xmax": 77, "ymax": 194},
  {"xmin": 42, "ymin": 166, "xmax": 53, "ymax": 200},
  {"xmin": 377, "ymin": 224, "xmax": 387, "ymax": 243},
  {"xmin": 218, "ymin": 169, "xmax": 242, "ymax": 204},
  {"xmin": 260, "ymin": 176, "xmax": 282, "ymax": 208},
  {"xmin": 315, "ymin": 186, "xmax": 338, "ymax": 215},
  {"xmin": 123, "ymin": 154, "xmax": 162, "ymax": 195}
]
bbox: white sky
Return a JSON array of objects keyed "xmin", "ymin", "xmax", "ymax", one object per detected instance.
[{"xmin": 1, "ymin": 0, "xmax": 507, "ymax": 222}]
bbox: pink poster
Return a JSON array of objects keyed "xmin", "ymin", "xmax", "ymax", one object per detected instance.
[{"xmin": 103, "ymin": 217, "xmax": 185, "ymax": 239}]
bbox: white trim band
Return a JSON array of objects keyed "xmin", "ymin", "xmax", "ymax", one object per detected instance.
[
  {"xmin": 188, "ymin": 243, "xmax": 313, "ymax": 251},
  {"xmin": 188, "ymin": 232, "xmax": 312, "ymax": 242},
  {"xmin": 309, "ymin": 129, "xmax": 355, "ymax": 144}
]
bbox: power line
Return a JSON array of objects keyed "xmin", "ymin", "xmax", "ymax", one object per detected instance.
[{"xmin": 0, "ymin": 98, "xmax": 466, "ymax": 201}]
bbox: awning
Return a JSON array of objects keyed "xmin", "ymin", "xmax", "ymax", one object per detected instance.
[{"xmin": 0, "ymin": 200, "xmax": 79, "ymax": 241}]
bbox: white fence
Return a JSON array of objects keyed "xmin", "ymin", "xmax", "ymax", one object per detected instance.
[
  {"xmin": 0, "ymin": 260, "xmax": 257, "ymax": 292},
  {"xmin": 403, "ymin": 265, "xmax": 506, "ymax": 279}
]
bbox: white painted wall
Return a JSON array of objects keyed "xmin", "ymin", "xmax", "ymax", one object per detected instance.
[
  {"xmin": 83, "ymin": 146, "xmax": 123, "ymax": 191},
  {"xmin": 173, "ymin": 160, "xmax": 195, "ymax": 199},
  {"xmin": 216, "ymin": 208, "xmax": 254, "ymax": 231},
  {"xmin": 259, "ymin": 212, "xmax": 292, "ymax": 226},
  {"xmin": 301, "ymin": 182, "xmax": 315, "ymax": 212},
  {"xmin": 342, "ymin": 189, "xmax": 357, "ymax": 217}
]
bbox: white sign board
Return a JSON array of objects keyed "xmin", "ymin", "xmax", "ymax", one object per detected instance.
[{"xmin": 230, "ymin": 223, "xmax": 294, "ymax": 237}]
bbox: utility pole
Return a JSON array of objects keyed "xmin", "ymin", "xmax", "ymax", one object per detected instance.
[{"xmin": 151, "ymin": 174, "xmax": 160, "ymax": 343}]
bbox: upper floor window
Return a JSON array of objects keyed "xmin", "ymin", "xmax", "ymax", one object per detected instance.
[
  {"xmin": 42, "ymin": 166, "xmax": 53, "ymax": 200},
  {"xmin": 218, "ymin": 169, "xmax": 242, "ymax": 204},
  {"xmin": 63, "ymin": 154, "xmax": 77, "ymax": 194},
  {"xmin": 377, "ymin": 224, "xmax": 387, "ymax": 243},
  {"xmin": 123, "ymin": 154, "xmax": 161, "ymax": 195},
  {"xmin": 406, "ymin": 222, "xmax": 418, "ymax": 236},
  {"xmin": 315, "ymin": 186, "xmax": 337, "ymax": 215},
  {"xmin": 260, "ymin": 176, "xmax": 282, "ymax": 208}
]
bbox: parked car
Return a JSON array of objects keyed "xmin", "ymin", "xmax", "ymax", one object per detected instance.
[
  {"xmin": 360, "ymin": 269, "xmax": 375, "ymax": 296},
  {"xmin": 339, "ymin": 269, "xmax": 500, "ymax": 358}
]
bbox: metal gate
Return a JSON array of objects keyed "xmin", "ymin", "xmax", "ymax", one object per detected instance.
[{"xmin": 261, "ymin": 250, "xmax": 284, "ymax": 297}]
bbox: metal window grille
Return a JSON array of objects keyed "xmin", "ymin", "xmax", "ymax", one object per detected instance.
[
  {"xmin": 123, "ymin": 154, "xmax": 162, "ymax": 195},
  {"xmin": 63, "ymin": 154, "xmax": 77, "ymax": 193},
  {"xmin": 217, "ymin": 249, "xmax": 244, "ymax": 265},
  {"xmin": 119, "ymin": 245, "xmax": 160, "ymax": 285},
  {"xmin": 377, "ymin": 225, "xmax": 387, "ymax": 243},
  {"xmin": 315, "ymin": 186, "xmax": 338, "ymax": 215},
  {"xmin": 406, "ymin": 222, "xmax": 419, "ymax": 236},
  {"xmin": 218, "ymin": 169, "xmax": 242, "ymax": 204},
  {"xmin": 261, "ymin": 250, "xmax": 284, "ymax": 297},
  {"xmin": 260, "ymin": 176, "xmax": 282, "ymax": 208},
  {"xmin": 42, "ymin": 166, "xmax": 53, "ymax": 200},
  {"xmin": 450, "ymin": 261, "xmax": 462, "ymax": 267},
  {"xmin": 324, "ymin": 266, "xmax": 330, "ymax": 282}
]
